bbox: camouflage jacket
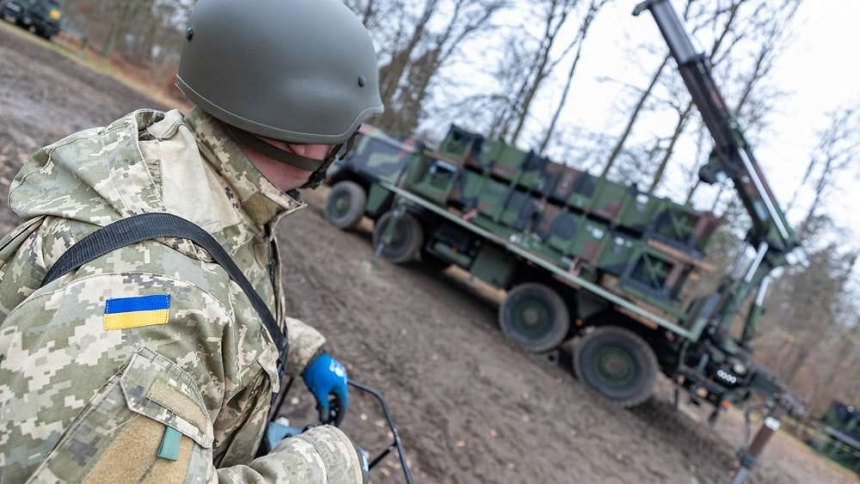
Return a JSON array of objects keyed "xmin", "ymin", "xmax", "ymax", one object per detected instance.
[{"xmin": 0, "ymin": 109, "xmax": 364, "ymax": 483}]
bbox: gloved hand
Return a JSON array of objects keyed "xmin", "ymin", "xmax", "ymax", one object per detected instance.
[{"xmin": 302, "ymin": 353, "xmax": 349, "ymax": 426}]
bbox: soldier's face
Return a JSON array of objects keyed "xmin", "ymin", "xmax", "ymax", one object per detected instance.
[{"xmin": 243, "ymin": 138, "xmax": 335, "ymax": 191}]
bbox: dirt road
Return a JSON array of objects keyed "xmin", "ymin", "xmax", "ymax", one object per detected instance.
[{"xmin": 1, "ymin": 23, "xmax": 856, "ymax": 484}]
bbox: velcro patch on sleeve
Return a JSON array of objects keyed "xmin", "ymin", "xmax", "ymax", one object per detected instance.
[
  {"xmin": 146, "ymin": 379, "xmax": 208, "ymax": 433},
  {"xmin": 103, "ymin": 294, "xmax": 171, "ymax": 330}
]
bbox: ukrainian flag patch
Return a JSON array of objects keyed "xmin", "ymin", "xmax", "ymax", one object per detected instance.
[{"xmin": 103, "ymin": 294, "xmax": 171, "ymax": 330}]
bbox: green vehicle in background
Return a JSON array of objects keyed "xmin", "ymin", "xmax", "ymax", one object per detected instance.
[
  {"xmin": 325, "ymin": 124, "xmax": 425, "ymax": 231},
  {"xmin": 327, "ymin": 0, "xmax": 805, "ymax": 415},
  {"xmin": 1, "ymin": 0, "xmax": 63, "ymax": 39},
  {"xmin": 807, "ymin": 401, "xmax": 860, "ymax": 474}
]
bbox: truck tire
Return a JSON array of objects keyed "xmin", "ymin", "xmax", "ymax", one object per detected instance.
[
  {"xmin": 325, "ymin": 181, "xmax": 366, "ymax": 229},
  {"xmin": 373, "ymin": 211, "xmax": 423, "ymax": 264},
  {"xmin": 499, "ymin": 283, "xmax": 570, "ymax": 353},
  {"xmin": 574, "ymin": 326, "xmax": 657, "ymax": 408}
]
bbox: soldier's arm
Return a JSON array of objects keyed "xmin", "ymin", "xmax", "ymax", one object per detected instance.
[
  {"xmin": 217, "ymin": 425, "xmax": 364, "ymax": 483},
  {"xmin": 0, "ymin": 270, "xmax": 362, "ymax": 483},
  {"xmin": 283, "ymin": 315, "xmax": 327, "ymax": 377}
]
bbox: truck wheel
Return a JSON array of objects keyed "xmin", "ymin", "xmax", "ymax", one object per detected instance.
[
  {"xmin": 373, "ymin": 211, "xmax": 423, "ymax": 264},
  {"xmin": 325, "ymin": 181, "xmax": 366, "ymax": 229},
  {"xmin": 574, "ymin": 326, "xmax": 657, "ymax": 407},
  {"xmin": 499, "ymin": 283, "xmax": 570, "ymax": 353}
]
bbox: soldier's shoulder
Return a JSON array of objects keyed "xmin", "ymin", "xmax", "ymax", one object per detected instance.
[
  {"xmin": 40, "ymin": 109, "xmax": 169, "ymax": 154},
  {"xmin": 76, "ymin": 237, "xmax": 237, "ymax": 312}
]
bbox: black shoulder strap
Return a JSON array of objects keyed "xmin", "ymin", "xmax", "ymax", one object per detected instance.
[{"xmin": 41, "ymin": 212, "xmax": 287, "ymax": 376}]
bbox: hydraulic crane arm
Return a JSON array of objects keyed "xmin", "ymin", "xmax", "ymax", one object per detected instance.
[{"xmin": 633, "ymin": 0, "xmax": 801, "ymax": 261}]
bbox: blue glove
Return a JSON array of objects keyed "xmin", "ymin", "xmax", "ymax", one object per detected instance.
[{"xmin": 302, "ymin": 353, "xmax": 349, "ymax": 426}]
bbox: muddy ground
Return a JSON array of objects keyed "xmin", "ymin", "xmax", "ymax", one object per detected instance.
[{"xmin": 1, "ymin": 23, "xmax": 857, "ymax": 484}]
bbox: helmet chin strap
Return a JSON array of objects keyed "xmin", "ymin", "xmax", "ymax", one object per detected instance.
[
  {"xmin": 226, "ymin": 126, "xmax": 359, "ymax": 190},
  {"xmin": 303, "ymin": 133, "xmax": 358, "ymax": 189}
]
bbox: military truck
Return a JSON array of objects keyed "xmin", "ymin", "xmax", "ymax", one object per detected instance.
[
  {"xmin": 1, "ymin": 0, "xmax": 63, "ymax": 39},
  {"xmin": 326, "ymin": 0, "xmax": 804, "ymax": 411},
  {"xmin": 807, "ymin": 401, "xmax": 860, "ymax": 474}
]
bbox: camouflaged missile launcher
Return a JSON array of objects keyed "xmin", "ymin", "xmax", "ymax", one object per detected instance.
[
  {"xmin": 436, "ymin": 125, "xmax": 720, "ymax": 255},
  {"xmin": 406, "ymin": 125, "xmax": 721, "ymax": 315}
]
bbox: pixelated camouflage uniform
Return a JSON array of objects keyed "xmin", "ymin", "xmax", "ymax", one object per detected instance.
[{"xmin": 0, "ymin": 108, "xmax": 365, "ymax": 483}]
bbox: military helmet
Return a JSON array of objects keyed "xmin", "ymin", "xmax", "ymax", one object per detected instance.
[{"xmin": 176, "ymin": 0, "xmax": 383, "ymax": 146}]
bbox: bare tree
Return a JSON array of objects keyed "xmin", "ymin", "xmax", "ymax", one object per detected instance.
[
  {"xmin": 645, "ymin": 0, "xmax": 750, "ymax": 193},
  {"xmin": 600, "ymin": 55, "xmax": 671, "ymax": 177},
  {"xmin": 769, "ymin": 232, "xmax": 857, "ymax": 386},
  {"xmin": 600, "ymin": 0, "xmax": 700, "ymax": 178},
  {"xmin": 485, "ymin": 0, "xmax": 581, "ymax": 146},
  {"xmin": 377, "ymin": 0, "xmax": 440, "ymax": 113},
  {"xmin": 375, "ymin": 0, "xmax": 506, "ymax": 135},
  {"xmin": 671, "ymin": 0, "xmax": 803, "ymax": 197},
  {"xmin": 787, "ymin": 105, "xmax": 860, "ymax": 229},
  {"xmin": 755, "ymin": 105, "xmax": 859, "ymax": 390},
  {"xmin": 536, "ymin": 0, "xmax": 610, "ymax": 154}
]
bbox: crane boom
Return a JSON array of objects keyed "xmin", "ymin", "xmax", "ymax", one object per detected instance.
[{"xmin": 633, "ymin": 0, "xmax": 801, "ymax": 263}]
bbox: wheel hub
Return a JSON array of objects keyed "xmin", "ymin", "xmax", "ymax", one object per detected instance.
[
  {"xmin": 332, "ymin": 193, "xmax": 351, "ymax": 216},
  {"xmin": 522, "ymin": 308, "xmax": 540, "ymax": 325},
  {"xmin": 595, "ymin": 346, "xmax": 634, "ymax": 384},
  {"xmin": 513, "ymin": 299, "xmax": 551, "ymax": 338}
]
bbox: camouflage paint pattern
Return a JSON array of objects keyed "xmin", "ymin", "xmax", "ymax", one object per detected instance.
[
  {"xmin": 436, "ymin": 124, "xmax": 720, "ymax": 251},
  {"xmin": 407, "ymin": 157, "xmax": 461, "ymax": 204},
  {"xmin": 435, "ymin": 125, "xmax": 480, "ymax": 166},
  {"xmin": 808, "ymin": 400, "xmax": 860, "ymax": 473},
  {"xmin": 0, "ymin": 109, "xmax": 363, "ymax": 483},
  {"xmin": 330, "ymin": 124, "xmax": 420, "ymax": 184},
  {"xmin": 544, "ymin": 162, "xmax": 587, "ymax": 203},
  {"xmin": 434, "ymin": 154, "xmax": 703, "ymax": 308},
  {"xmin": 499, "ymin": 190, "xmax": 538, "ymax": 232},
  {"xmin": 354, "ymin": 123, "xmax": 717, "ymax": 314}
]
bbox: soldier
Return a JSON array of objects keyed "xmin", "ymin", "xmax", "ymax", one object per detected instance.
[{"xmin": 0, "ymin": 0, "xmax": 382, "ymax": 482}]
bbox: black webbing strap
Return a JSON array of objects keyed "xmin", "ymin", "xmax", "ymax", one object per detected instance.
[
  {"xmin": 224, "ymin": 125, "xmax": 338, "ymax": 172},
  {"xmin": 41, "ymin": 212, "xmax": 287, "ymax": 375},
  {"xmin": 224, "ymin": 125, "xmax": 359, "ymax": 189}
]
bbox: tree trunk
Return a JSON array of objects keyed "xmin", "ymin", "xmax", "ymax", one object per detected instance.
[
  {"xmin": 648, "ymin": 101, "xmax": 694, "ymax": 193},
  {"xmin": 378, "ymin": 0, "xmax": 437, "ymax": 109},
  {"xmin": 361, "ymin": 0, "xmax": 375, "ymax": 25},
  {"xmin": 537, "ymin": 40, "xmax": 583, "ymax": 154},
  {"xmin": 99, "ymin": 1, "xmax": 140, "ymax": 57},
  {"xmin": 508, "ymin": 0, "xmax": 575, "ymax": 146},
  {"xmin": 493, "ymin": 53, "xmax": 539, "ymax": 140},
  {"xmin": 509, "ymin": 55, "xmax": 550, "ymax": 146},
  {"xmin": 537, "ymin": 0, "xmax": 604, "ymax": 154},
  {"xmin": 601, "ymin": 55, "xmax": 670, "ymax": 177}
]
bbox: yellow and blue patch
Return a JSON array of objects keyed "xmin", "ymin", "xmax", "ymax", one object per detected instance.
[{"xmin": 103, "ymin": 294, "xmax": 171, "ymax": 330}]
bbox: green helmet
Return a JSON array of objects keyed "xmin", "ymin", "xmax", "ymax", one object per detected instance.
[{"xmin": 176, "ymin": 0, "xmax": 383, "ymax": 146}]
